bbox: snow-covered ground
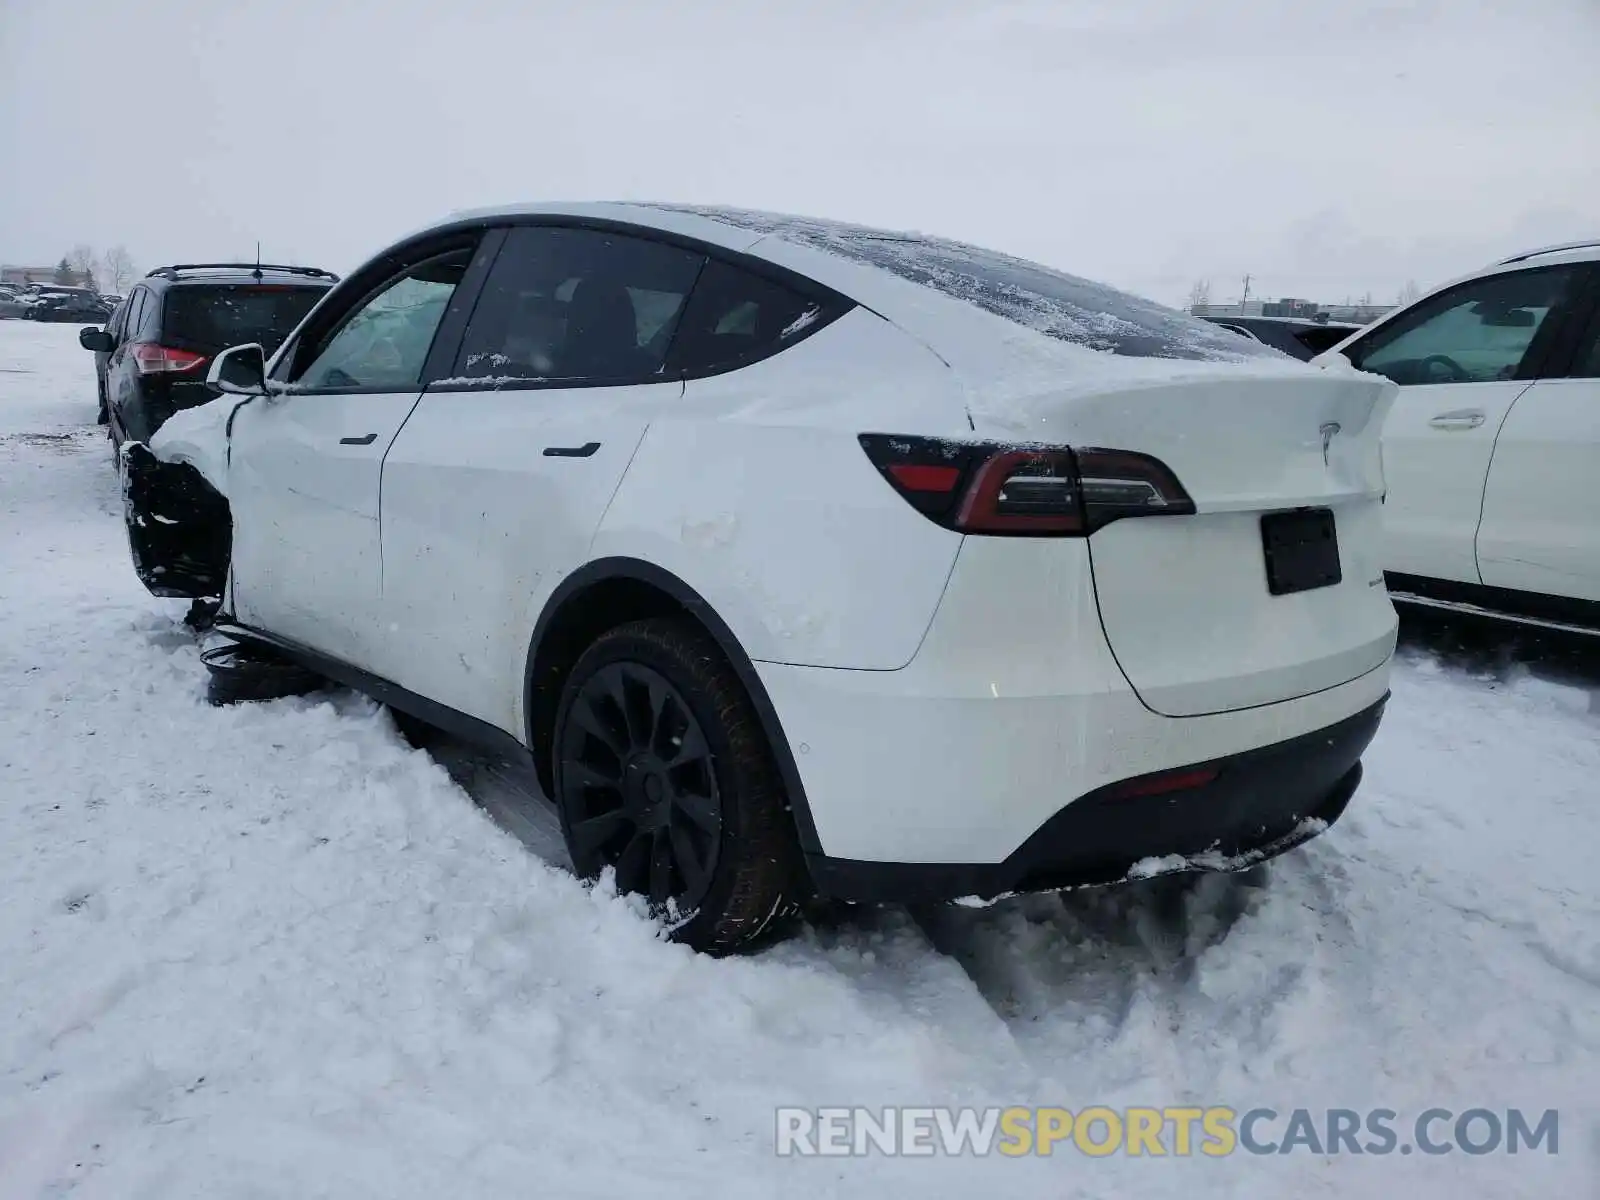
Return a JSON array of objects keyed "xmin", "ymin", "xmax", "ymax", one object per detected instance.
[{"xmin": 1, "ymin": 319, "xmax": 1595, "ymax": 1198}]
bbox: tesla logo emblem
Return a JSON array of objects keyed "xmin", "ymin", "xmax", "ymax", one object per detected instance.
[{"xmin": 1319, "ymin": 422, "xmax": 1341, "ymax": 466}]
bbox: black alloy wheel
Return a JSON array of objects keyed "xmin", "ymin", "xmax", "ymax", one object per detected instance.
[
  {"xmin": 559, "ymin": 659, "xmax": 724, "ymax": 913},
  {"xmin": 552, "ymin": 617, "xmax": 800, "ymax": 952}
]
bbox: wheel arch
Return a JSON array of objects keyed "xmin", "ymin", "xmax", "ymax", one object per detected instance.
[{"xmin": 523, "ymin": 557, "xmax": 822, "ymax": 856}]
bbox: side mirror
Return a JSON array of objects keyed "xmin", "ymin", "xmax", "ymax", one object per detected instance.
[
  {"xmin": 207, "ymin": 343, "xmax": 269, "ymax": 396},
  {"xmin": 1309, "ymin": 347, "xmax": 1355, "ymax": 371},
  {"xmin": 78, "ymin": 328, "xmax": 114, "ymax": 353}
]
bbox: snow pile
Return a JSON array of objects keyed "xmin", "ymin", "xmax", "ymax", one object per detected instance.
[{"xmin": 1, "ymin": 321, "xmax": 1596, "ymax": 1198}]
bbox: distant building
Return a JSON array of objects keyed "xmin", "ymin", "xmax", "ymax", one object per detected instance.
[
  {"xmin": 1191, "ymin": 301, "xmax": 1267, "ymax": 318},
  {"xmin": 1, "ymin": 265, "xmax": 94, "ymax": 288},
  {"xmin": 1263, "ymin": 297, "xmax": 1321, "ymax": 318},
  {"xmin": 1321, "ymin": 302, "xmax": 1396, "ymax": 324},
  {"xmin": 1190, "ymin": 298, "xmax": 1395, "ymax": 325}
]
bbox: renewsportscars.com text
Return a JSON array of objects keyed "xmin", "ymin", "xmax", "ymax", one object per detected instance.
[{"xmin": 775, "ymin": 1106, "xmax": 1559, "ymax": 1158}]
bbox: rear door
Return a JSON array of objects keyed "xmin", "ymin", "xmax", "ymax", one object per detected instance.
[
  {"xmin": 374, "ymin": 223, "xmax": 706, "ymax": 730},
  {"xmin": 106, "ymin": 288, "xmax": 149, "ymax": 443},
  {"xmin": 1476, "ymin": 267, "xmax": 1600, "ymax": 601},
  {"xmin": 96, "ymin": 297, "xmax": 126, "ymax": 385},
  {"xmin": 1343, "ymin": 263, "xmax": 1588, "ymax": 585},
  {"xmin": 227, "ymin": 237, "xmax": 489, "ymax": 666}
]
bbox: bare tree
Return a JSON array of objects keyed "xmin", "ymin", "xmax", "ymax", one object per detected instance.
[
  {"xmin": 101, "ymin": 245, "xmax": 137, "ymax": 292},
  {"xmin": 1397, "ymin": 279, "xmax": 1421, "ymax": 306},
  {"xmin": 66, "ymin": 244, "xmax": 98, "ymax": 290},
  {"xmin": 1186, "ymin": 278, "xmax": 1212, "ymax": 311}
]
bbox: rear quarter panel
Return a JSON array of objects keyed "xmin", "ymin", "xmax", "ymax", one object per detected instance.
[{"xmin": 590, "ymin": 307, "xmax": 970, "ymax": 670}]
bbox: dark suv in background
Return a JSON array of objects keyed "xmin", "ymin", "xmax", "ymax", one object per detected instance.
[
  {"xmin": 80, "ymin": 263, "xmax": 337, "ymax": 446},
  {"xmin": 1199, "ymin": 314, "xmax": 1362, "ymax": 361}
]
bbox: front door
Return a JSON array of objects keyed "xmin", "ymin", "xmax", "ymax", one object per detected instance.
[
  {"xmin": 374, "ymin": 222, "xmax": 709, "ymax": 732},
  {"xmin": 1476, "ymin": 282, "xmax": 1600, "ymax": 601},
  {"xmin": 1344, "ymin": 262, "xmax": 1588, "ymax": 585},
  {"xmin": 228, "ymin": 243, "xmax": 480, "ymax": 664}
]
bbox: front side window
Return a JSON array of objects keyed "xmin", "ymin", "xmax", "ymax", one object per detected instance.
[
  {"xmin": 664, "ymin": 259, "xmax": 826, "ymax": 375},
  {"xmin": 295, "ymin": 251, "xmax": 470, "ymax": 391},
  {"xmin": 1350, "ymin": 266, "xmax": 1581, "ymax": 386},
  {"xmin": 451, "ymin": 226, "xmax": 705, "ymax": 384}
]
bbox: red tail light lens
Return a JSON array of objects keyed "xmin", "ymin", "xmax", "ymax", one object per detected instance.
[
  {"xmin": 1108, "ymin": 765, "xmax": 1220, "ymax": 799},
  {"xmin": 131, "ymin": 343, "xmax": 208, "ymax": 375},
  {"xmin": 858, "ymin": 433, "xmax": 1194, "ymax": 536}
]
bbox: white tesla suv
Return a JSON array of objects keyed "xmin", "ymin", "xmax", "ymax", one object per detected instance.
[{"xmin": 126, "ymin": 203, "xmax": 1399, "ymax": 952}]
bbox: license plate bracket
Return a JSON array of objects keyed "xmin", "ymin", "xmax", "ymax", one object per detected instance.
[{"xmin": 1260, "ymin": 508, "xmax": 1342, "ymax": 596}]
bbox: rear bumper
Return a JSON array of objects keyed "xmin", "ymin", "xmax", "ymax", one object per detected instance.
[
  {"xmin": 806, "ymin": 695, "xmax": 1385, "ymax": 903},
  {"xmin": 756, "ymin": 534, "xmax": 1394, "ymax": 870}
]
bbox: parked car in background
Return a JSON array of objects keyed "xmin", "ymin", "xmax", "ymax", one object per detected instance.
[
  {"xmin": 0, "ymin": 285, "xmax": 72, "ymax": 319},
  {"xmin": 1202, "ymin": 314, "xmax": 1362, "ymax": 361},
  {"xmin": 27, "ymin": 286, "xmax": 112, "ymax": 323},
  {"xmin": 79, "ymin": 262, "xmax": 338, "ymax": 445},
  {"xmin": 0, "ymin": 286, "xmax": 30, "ymax": 319},
  {"xmin": 1312, "ymin": 239, "xmax": 1600, "ymax": 632},
  {"xmin": 125, "ymin": 203, "xmax": 1397, "ymax": 952},
  {"xmin": 100, "ymin": 292, "xmax": 124, "ymax": 308}
]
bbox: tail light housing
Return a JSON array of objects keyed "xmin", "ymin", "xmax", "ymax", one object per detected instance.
[
  {"xmin": 131, "ymin": 343, "xmax": 208, "ymax": 375},
  {"xmin": 859, "ymin": 434, "xmax": 1194, "ymax": 536}
]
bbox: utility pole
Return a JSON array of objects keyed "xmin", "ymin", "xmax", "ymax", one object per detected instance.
[{"xmin": 1240, "ymin": 274, "xmax": 1252, "ymax": 314}]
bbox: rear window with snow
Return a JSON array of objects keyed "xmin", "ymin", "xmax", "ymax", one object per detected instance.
[
  {"xmin": 162, "ymin": 284, "xmax": 329, "ymax": 353},
  {"xmin": 650, "ymin": 205, "xmax": 1283, "ymax": 362}
]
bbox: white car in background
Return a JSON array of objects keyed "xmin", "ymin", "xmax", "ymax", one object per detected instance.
[
  {"xmin": 126, "ymin": 203, "xmax": 1399, "ymax": 952},
  {"xmin": 1312, "ymin": 240, "xmax": 1600, "ymax": 634}
]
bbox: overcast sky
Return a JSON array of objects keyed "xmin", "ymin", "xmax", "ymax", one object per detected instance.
[{"xmin": 3, "ymin": 0, "xmax": 1596, "ymax": 307}]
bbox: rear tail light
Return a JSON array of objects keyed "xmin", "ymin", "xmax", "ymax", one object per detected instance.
[
  {"xmin": 859, "ymin": 434, "xmax": 1194, "ymax": 536},
  {"xmin": 131, "ymin": 343, "xmax": 208, "ymax": 375}
]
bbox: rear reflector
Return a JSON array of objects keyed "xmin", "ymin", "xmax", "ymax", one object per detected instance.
[
  {"xmin": 858, "ymin": 433, "xmax": 1194, "ymax": 536},
  {"xmin": 1108, "ymin": 766, "xmax": 1221, "ymax": 799},
  {"xmin": 131, "ymin": 343, "xmax": 208, "ymax": 375}
]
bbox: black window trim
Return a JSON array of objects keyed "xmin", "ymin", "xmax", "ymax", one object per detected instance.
[
  {"xmin": 273, "ymin": 230, "xmax": 496, "ymax": 398},
  {"xmin": 417, "ymin": 214, "xmax": 857, "ymax": 396},
  {"xmin": 1538, "ymin": 263, "xmax": 1600, "ymax": 379},
  {"xmin": 1344, "ymin": 262, "xmax": 1591, "ymax": 385},
  {"xmin": 123, "ymin": 287, "xmax": 149, "ymax": 345}
]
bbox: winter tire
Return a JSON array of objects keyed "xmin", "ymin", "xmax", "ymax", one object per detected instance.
[
  {"xmin": 553, "ymin": 617, "xmax": 800, "ymax": 954},
  {"xmin": 200, "ymin": 638, "xmax": 323, "ymax": 707}
]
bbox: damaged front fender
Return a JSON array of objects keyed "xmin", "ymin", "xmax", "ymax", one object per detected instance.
[{"xmin": 121, "ymin": 441, "xmax": 232, "ymax": 599}]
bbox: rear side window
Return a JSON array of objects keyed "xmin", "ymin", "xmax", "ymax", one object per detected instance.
[
  {"xmin": 126, "ymin": 290, "xmax": 149, "ymax": 339},
  {"xmin": 1570, "ymin": 305, "xmax": 1600, "ymax": 378},
  {"xmin": 1294, "ymin": 326, "xmax": 1356, "ymax": 355},
  {"xmin": 162, "ymin": 285, "xmax": 327, "ymax": 354},
  {"xmin": 451, "ymin": 226, "xmax": 705, "ymax": 384},
  {"xmin": 665, "ymin": 259, "xmax": 825, "ymax": 375}
]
